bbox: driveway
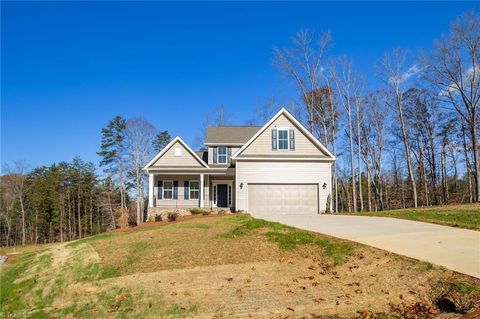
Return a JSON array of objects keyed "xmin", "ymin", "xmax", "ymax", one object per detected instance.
[{"xmin": 252, "ymin": 213, "xmax": 480, "ymax": 278}]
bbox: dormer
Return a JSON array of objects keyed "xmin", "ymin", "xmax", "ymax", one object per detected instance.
[{"xmin": 204, "ymin": 126, "xmax": 261, "ymax": 166}]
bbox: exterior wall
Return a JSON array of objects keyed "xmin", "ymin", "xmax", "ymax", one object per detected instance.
[
  {"xmin": 153, "ymin": 174, "xmax": 208, "ymax": 208},
  {"xmin": 208, "ymin": 146, "xmax": 241, "ymax": 165},
  {"xmin": 235, "ymin": 160, "xmax": 332, "ymax": 213},
  {"xmin": 239, "ymin": 114, "xmax": 324, "ymax": 156},
  {"xmin": 152, "ymin": 141, "xmax": 204, "ymax": 167}
]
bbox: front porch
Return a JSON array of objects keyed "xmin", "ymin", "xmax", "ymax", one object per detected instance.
[{"xmin": 148, "ymin": 172, "xmax": 235, "ymax": 213}]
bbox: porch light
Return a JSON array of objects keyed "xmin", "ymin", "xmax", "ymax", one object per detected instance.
[
  {"xmin": 240, "ymin": 182, "xmax": 244, "ymax": 189},
  {"xmin": 322, "ymin": 182, "xmax": 327, "ymax": 189}
]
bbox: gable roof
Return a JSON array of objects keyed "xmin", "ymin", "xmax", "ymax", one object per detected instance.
[
  {"xmin": 205, "ymin": 126, "xmax": 261, "ymax": 145},
  {"xmin": 231, "ymin": 108, "xmax": 336, "ymax": 160},
  {"xmin": 143, "ymin": 136, "xmax": 209, "ymax": 170}
]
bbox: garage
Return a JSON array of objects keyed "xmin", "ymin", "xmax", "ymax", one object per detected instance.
[{"xmin": 248, "ymin": 184, "xmax": 319, "ymax": 215}]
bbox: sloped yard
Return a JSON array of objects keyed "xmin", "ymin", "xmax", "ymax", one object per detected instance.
[{"xmin": 1, "ymin": 214, "xmax": 479, "ymax": 318}]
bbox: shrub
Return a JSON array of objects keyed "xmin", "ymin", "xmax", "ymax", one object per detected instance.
[
  {"xmin": 155, "ymin": 214, "xmax": 162, "ymax": 222},
  {"xmin": 167, "ymin": 212, "xmax": 178, "ymax": 222},
  {"xmin": 202, "ymin": 210, "xmax": 211, "ymax": 216},
  {"xmin": 218, "ymin": 209, "xmax": 226, "ymax": 215},
  {"xmin": 189, "ymin": 208, "xmax": 206, "ymax": 215}
]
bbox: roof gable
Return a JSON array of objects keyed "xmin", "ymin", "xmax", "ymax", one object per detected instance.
[
  {"xmin": 143, "ymin": 137, "xmax": 209, "ymax": 170},
  {"xmin": 232, "ymin": 108, "xmax": 335, "ymax": 160}
]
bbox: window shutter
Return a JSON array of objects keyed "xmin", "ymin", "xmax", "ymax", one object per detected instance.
[
  {"xmin": 157, "ymin": 180, "xmax": 163, "ymax": 200},
  {"xmin": 289, "ymin": 129, "xmax": 295, "ymax": 150},
  {"xmin": 272, "ymin": 129, "xmax": 277, "ymax": 150},
  {"xmin": 184, "ymin": 181, "xmax": 189, "ymax": 200},
  {"xmin": 173, "ymin": 181, "xmax": 178, "ymax": 200},
  {"xmin": 227, "ymin": 147, "xmax": 231, "ymax": 161},
  {"xmin": 213, "ymin": 147, "xmax": 217, "ymax": 164}
]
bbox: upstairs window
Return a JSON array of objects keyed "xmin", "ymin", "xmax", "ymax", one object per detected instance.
[
  {"xmin": 217, "ymin": 146, "xmax": 228, "ymax": 164},
  {"xmin": 278, "ymin": 129, "xmax": 289, "ymax": 150}
]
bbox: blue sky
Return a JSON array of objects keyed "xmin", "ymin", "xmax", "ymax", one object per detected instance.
[{"xmin": 1, "ymin": 1, "xmax": 476, "ymax": 169}]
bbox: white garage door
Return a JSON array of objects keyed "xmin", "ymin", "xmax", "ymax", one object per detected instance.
[{"xmin": 248, "ymin": 184, "xmax": 318, "ymax": 215}]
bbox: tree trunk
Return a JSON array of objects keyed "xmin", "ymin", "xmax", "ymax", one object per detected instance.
[
  {"xmin": 347, "ymin": 103, "xmax": 357, "ymax": 212},
  {"xmin": 20, "ymin": 197, "xmax": 26, "ymax": 245},
  {"xmin": 397, "ymin": 96, "xmax": 418, "ymax": 208},
  {"xmin": 471, "ymin": 124, "xmax": 480, "ymax": 202}
]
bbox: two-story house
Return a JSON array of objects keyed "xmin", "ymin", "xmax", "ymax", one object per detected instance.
[{"xmin": 143, "ymin": 108, "xmax": 335, "ymax": 217}]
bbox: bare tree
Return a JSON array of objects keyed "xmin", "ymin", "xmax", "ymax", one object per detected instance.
[
  {"xmin": 379, "ymin": 48, "xmax": 418, "ymax": 208},
  {"xmin": 194, "ymin": 105, "xmax": 232, "ymax": 150},
  {"xmin": 125, "ymin": 117, "xmax": 157, "ymax": 225},
  {"xmin": 330, "ymin": 56, "xmax": 359, "ymax": 212},
  {"xmin": 424, "ymin": 10, "xmax": 480, "ymax": 202},
  {"xmin": 3, "ymin": 161, "xmax": 31, "ymax": 245},
  {"xmin": 274, "ymin": 29, "xmax": 332, "ymax": 132}
]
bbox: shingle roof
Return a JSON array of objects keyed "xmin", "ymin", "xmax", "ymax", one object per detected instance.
[
  {"xmin": 195, "ymin": 151, "xmax": 208, "ymax": 162},
  {"xmin": 205, "ymin": 126, "xmax": 261, "ymax": 145}
]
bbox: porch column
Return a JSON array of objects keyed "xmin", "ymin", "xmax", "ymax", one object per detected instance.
[
  {"xmin": 200, "ymin": 173, "xmax": 204, "ymax": 208},
  {"xmin": 148, "ymin": 174, "xmax": 154, "ymax": 208}
]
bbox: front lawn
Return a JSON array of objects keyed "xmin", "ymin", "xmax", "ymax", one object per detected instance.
[
  {"xmin": 340, "ymin": 203, "xmax": 480, "ymax": 230},
  {"xmin": 1, "ymin": 214, "xmax": 479, "ymax": 318}
]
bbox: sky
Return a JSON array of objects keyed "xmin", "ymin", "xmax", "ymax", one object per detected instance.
[{"xmin": 1, "ymin": 1, "xmax": 477, "ymax": 170}]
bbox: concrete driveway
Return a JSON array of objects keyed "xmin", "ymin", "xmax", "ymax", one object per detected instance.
[{"xmin": 252, "ymin": 213, "xmax": 480, "ymax": 278}]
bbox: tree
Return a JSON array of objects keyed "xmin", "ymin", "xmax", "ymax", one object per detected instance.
[
  {"xmin": 194, "ymin": 105, "xmax": 232, "ymax": 149},
  {"xmin": 379, "ymin": 48, "xmax": 418, "ymax": 208},
  {"xmin": 153, "ymin": 130, "xmax": 171, "ymax": 153},
  {"xmin": 424, "ymin": 10, "xmax": 480, "ymax": 202},
  {"xmin": 330, "ymin": 57, "xmax": 359, "ymax": 212},
  {"xmin": 125, "ymin": 117, "xmax": 157, "ymax": 225},
  {"xmin": 97, "ymin": 116, "xmax": 128, "ymax": 227},
  {"xmin": 3, "ymin": 161, "xmax": 31, "ymax": 245},
  {"xmin": 274, "ymin": 29, "xmax": 332, "ymax": 132}
]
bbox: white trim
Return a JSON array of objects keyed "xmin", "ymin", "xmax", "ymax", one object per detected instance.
[
  {"xmin": 143, "ymin": 136, "xmax": 209, "ymax": 170},
  {"xmin": 231, "ymin": 108, "xmax": 336, "ymax": 160},
  {"xmin": 216, "ymin": 146, "xmax": 229, "ymax": 164},
  {"xmin": 233, "ymin": 157, "xmax": 335, "ymax": 162},
  {"xmin": 148, "ymin": 174, "xmax": 154, "ymax": 208},
  {"xmin": 200, "ymin": 174, "xmax": 204, "ymax": 208},
  {"xmin": 189, "ymin": 180, "xmax": 200, "ymax": 200},
  {"xmin": 162, "ymin": 180, "xmax": 174, "ymax": 200},
  {"xmin": 276, "ymin": 126, "xmax": 290, "ymax": 150},
  {"xmin": 211, "ymin": 180, "xmax": 233, "ymax": 208}
]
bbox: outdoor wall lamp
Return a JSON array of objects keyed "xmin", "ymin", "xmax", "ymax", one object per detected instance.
[
  {"xmin": 240, "ymin": 182, "xmax": 244, "ymax": 189},
  {"xmin": 322, "ymin": 182, "xmax": 327, "ymax": 189}
]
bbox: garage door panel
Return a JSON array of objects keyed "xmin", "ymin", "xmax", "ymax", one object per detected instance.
[{"xmin": 248, "ymin": 184, "xmax": 318, "ymax": 215}]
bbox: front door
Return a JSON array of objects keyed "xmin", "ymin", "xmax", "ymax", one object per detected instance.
[{"xmin": 217, "ymin": 184, "xmax": 228, "ymax": 207}]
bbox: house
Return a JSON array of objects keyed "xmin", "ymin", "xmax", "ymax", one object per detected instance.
[{"xmin": 143, "ymin": 108, "xmax": 335, "ymax": 217}]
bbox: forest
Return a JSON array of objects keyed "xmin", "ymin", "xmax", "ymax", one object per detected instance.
[{"xmin": 1, "ymin": 10, "xmax": 478, "ymax": 246}]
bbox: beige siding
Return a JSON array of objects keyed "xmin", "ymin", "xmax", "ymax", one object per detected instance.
[
  {"xmin": 207, "ymin": 146, "xmax": 240, "ymax": 165},
  {"xmin": 239, "ymin": 114, "xmax": 325, "ymax": 157},
  {"xmin": 153, "ymin": 175, "xmax": 208, "ymax": 208},
  {"xmin": 152, "ymin": 141, "xmax": 204, "ymax": 167},
  {"xmin": 235, "ymin": 161, "xmax": 331, "ymax": 213}
]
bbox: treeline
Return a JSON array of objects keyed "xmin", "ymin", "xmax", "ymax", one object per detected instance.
[
  {"xmin": 0, "ymin": 118, "xmax": 171, "ymax": 246},
  {"xmin": 272, "ymin": 9, "xmax": 479, "ymax": 211}
]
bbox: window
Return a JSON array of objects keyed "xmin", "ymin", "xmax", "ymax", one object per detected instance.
[
  {"xmin": 278, "ymin": 129, "xmax": 289, "ymax": 150},
  {"xmin": 189, "ymin": 181, "xmax": 199, "ymax": 199},
  {"xmin": 217, "ymin": 146, "xmax": 228, "ymax": 164},
  {"xmin": 163, "ymin": 181, "xmax": 173, "ymax": 199}
]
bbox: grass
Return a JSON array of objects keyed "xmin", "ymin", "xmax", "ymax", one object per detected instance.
[
  {"xmin": 341, "ymin": 203, "xmax": 480, "ymax": 230},
  {"xmin": 1, "ymin": 213, "xmax": 479, "ymax": 318},
  {"xmin": 223, "ymin": 215, "xmax": 354, "ymax": 264}
]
